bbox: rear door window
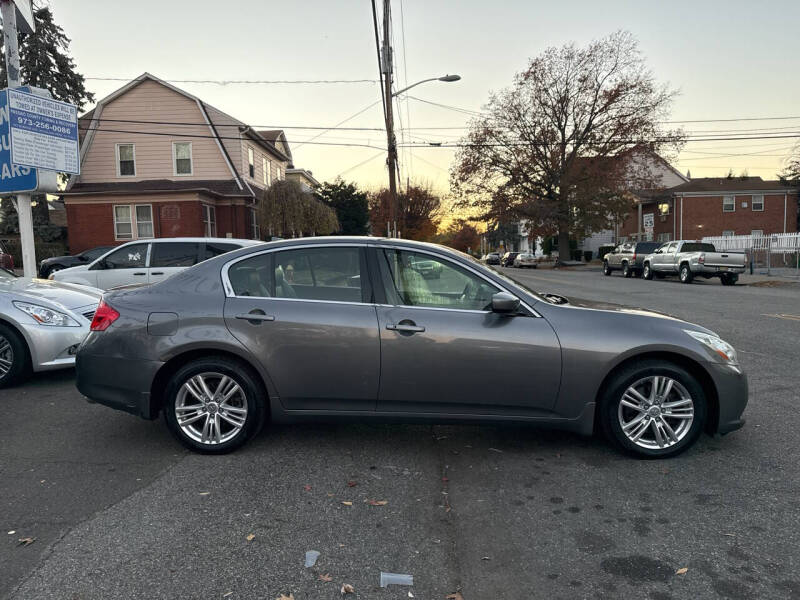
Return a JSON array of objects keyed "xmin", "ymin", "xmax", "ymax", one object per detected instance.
[
  {"xmin": 273, "ymin": 247, "xmax": 367, "ymax": 303},
  {"xmin": 228, "ymin": 253, "xmax": 273, "ymax": 298},
  {"xmin": 150, "ymin": 242, "xmax": 201, "ymax": 267},
  {"xmin": 97, "ymin": 243, "xmax": 149, "ymax": 269}
]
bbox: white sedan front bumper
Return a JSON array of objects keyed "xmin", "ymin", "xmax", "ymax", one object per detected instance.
[{"xmin": 20, "ymin": 303, "xmax": 96, "ymax": 372}]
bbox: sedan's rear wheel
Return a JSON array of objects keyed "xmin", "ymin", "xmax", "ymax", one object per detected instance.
[
  {"xmin": 603, "ymin": 261, "xmax": 611, "ymax": 276},
  {"xmin": 622, "ymin": 262, "xmax": 632, "ymax": 278},
  {"xmin": 600, "ymin": 360, "xmax": 707, "ymax": 458},
  {"xmin": 164, "ymin": 357, "xmax": 266, "ymax": 454},
  {"xmin": 0, "ymin": 324, "xmax": 30, "ymax": 388},
  {"xmin": 642, "ymin": 263, "xmax": 653, "ymax": 280}
]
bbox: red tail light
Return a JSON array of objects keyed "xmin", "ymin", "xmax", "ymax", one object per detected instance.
[
  {"xmin": 632, "ymin": 252, "xmax": 637, "ymax": 261},
  {"xmin": 90, "ymin": 299, "xmax": 120, "ymax": 331},
  {"xmin": 698, "ymin": 253, "xmax": 705, "ymax": 264}
]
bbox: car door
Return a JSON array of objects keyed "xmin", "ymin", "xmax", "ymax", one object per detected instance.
[
  {"xmin": 147, "ymin": 241, "xmax": 202, "ymax": 284},
  {"xmin": 223, "ymin": 244, "xmax": 380, "ymax": 412},
  {"xmin": 92, "ymin": 242, "xmax": 151, "ymax": 289},
  {"xmin": 608, "ymin": 246, "xmax": 621, "ymax": 267},
  {"xmin": 661, "ymin": 242, "xmax": 679, "ymax": 271},
  {"xmin": 373, "ymin": 247, "xmax": 562, "ymax": 415}
]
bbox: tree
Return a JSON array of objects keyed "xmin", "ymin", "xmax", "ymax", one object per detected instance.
[
  {"xmin": 259, "ymin": 180, "xmax": 338, "ymax": 238},
  {"xmin": 781, "ymin": 144, "xmax": 800, "ymax": 183},
  {"xmin": 315, "ymin": 180, "xmax": 369, "ymax": 235},
  {"xmin": 370, "ymin": 184, "xmax": 441, "ymax": 241},
  {"xmin": 435, "ymin": 219, "xmax": 481, "ymax": 254},
  {"xmin": 451, "ymin": 31, "xmax": 682, "ymax": 262}
]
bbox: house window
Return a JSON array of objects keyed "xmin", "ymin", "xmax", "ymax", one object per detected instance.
[
  {"xmin": 250, "ymin": 206, "xmax": 260, "ymax": 240},
  {"xmin": 262, "ymin": 157, "xmax": 270, "ymax": 186},
  {"xmin": 202, "ymin": 204, "xmax": 216, "ymax": 237},
  {"xmin": 116, "ymin": 143, "xmax": 136, "ymax": 176},
  {"xmin": 751, "ymin": 230, "xmax": 763, "ymax": 237},
  {"xmin": 722, "ymin": 230, "xmax": 735, "ymax": 237},
  {"xmin": 275, "ymin": 165, "xmax": 281, "ymax": 181},
  {"xmin": 173, "ymin": 142, "xmax": 193, "ymax": 175},
  {"xmin": 658, "ymin": 201, "xmax": 671, "ymax": 215},
  {"xmin": 752, "ymin": 194, "xmax": 764, "ymax": 211},
  {"xmin": 657, "ymin": 232, "xmax": 671, "ymax": 242},
  {"xmin": 723, "ymin": 196, "xmax": 735, "ymax": 212},
  {"xmin": 114, "ymin": 204, "xmax": 153, "ymax": 240},
  {"xmin": 248, "ymin": 147, "xmax": 255, "ymax": 178}
]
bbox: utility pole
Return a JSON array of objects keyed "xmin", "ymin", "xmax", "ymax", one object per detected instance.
[
  {"xmin": 380, "ymin": 0, "xmax": 398, "ymax": 237},
  {"xmin": 1, "ymin": 0, "xmax": 35, "ymax": 277}
]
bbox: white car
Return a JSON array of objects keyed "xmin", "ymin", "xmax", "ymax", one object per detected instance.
[
  {"xmin": 0, "ymin": 268, "xmax": 101, "ymax": 387},
  {"xmin": 513, "ymin": 253, "xmax": 538, "ymax": 268},
  {"xmin": 52, "ymin": 238, "xmax": 262, "ymax": 290}
]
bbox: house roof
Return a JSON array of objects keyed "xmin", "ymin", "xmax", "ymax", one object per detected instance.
[
  {"xmin": 669, "ymin": 176, "xmax": 794, "ymax": 194},
  {"xmin": 61, "ymin": 179, "xmax": 251, "ymax": 198}
]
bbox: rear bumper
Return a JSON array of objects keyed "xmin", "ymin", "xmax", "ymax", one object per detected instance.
[
  {"xmin": 706, "ymin": 362, "xmax": 748, "ymax": 434},
  {"xmin": 697, "ymin": 265, "xmax": 746, "ymax": 275},
  {"xmin": 76, "ymin": 352, "xmax": 163, "ymax": 419}
]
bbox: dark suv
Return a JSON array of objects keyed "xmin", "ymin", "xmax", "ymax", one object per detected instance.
[
  {"xmin": 500, "ymin": 252, "xmax": 520, "ymax": 267},
  {"xmin": 603, "ymin": 241, "xmax": 661, "ymax": 278}
]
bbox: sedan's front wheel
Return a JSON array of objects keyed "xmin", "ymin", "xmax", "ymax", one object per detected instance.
[
  {"xmin": 164, "ymin": 357, "xmax": 267, "ymax": 454},
  {"xmin": 600, "ymin": 360, "xmax": 707, "ymax": 458},
  {"xmin": 0, "ymin": 324, "xmax": 30, "ymax": 388},
  {"xmin": 642, "ymin": 263, "xmax": 653, "ymax": 280}
]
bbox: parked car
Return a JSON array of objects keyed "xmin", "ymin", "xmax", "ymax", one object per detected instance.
[
  {"xmin": 485, "ymin": 252, "xmax": 501, "ymax": 265},
  {"xmin": 51, "ymin": 238, "xmax": 262, "ymax": 290},
  {"xmin": 76, "ymin": 237, "xmax": 747, "ymax": 458},
  {"xmin": 408, "ymin": 255, "xmax": 443, "ymax": 279},
  {"xmin": 38, "ymin": 246, "xmax": 114, "ymax": 279},
  {"xmin": 0, "ymin": 267, "xmax": 101, "ymax": 387},
  {"xmin": 513, "ymin": 253, "xmax": 538, "ymax": 268},
  {"xmin": 642, "ymin": 240, "xmax": 746, "ymax": 285},
  {"xmin": 500, "ymin": 252, "xmax": 520, "ymax": 267},
  {"xmin": 603, "ymin": 241, "xmax": 661, "ymax": 278},
  {"xmin": 0, "ymin": 241, "xmax": 14, "ymax": 271}
]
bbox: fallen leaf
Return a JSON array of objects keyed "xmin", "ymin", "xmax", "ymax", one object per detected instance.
[
  {"xmin": 199, "ymin": 491, "xmax": 211, "ymax": 496},
  {"xmin": 341, "ymin": 501, "xmax": 353, "ymax": 506},
  {"xmin": 327, "ymin": 493, "xmax": 335, "ymax": 497},
  {"xmin": 347, "ymin": 480, "xmax": 358, "ymax": 487},
  {"xmin": 276, "ymin": 594, "xmax": 294, "ymax": 600},
  {"xmin": 368, "ymin": 499, "xmax": 388, "ymax": 506},
  {"xmin": 481, "ymin": 556, "xmax": 491, "ymax": 561},
  {"xmin": 341, "ymin": 583, "xmax": 355, "ymax": 594},
  {"xmin": 446, "ymin": 593, "xmax": 465, "ymax": 600},
  {"xmin": 319, "ymin": 573, "xmax": 333, "ymax": 582},
  {"xmin": 676, "ymin": 567, "xmax": 688, "ymax": 575},
  {"xmin": 246, "ymin": 534, "xmax": 256, "ymax": 541},
  {"xmin": 303, "ymin": 485, "xmax": 312, "ymax": 492},
  {"xmin": 488, "ymin": 447, "xmax": 503, "ymax": 453},
  {"xmin": 17, "ymin": 537, "xmax": 35, "ymax": 547},
  {"xmin": 442, "ymin": 477, "xmax": 449, "ymax": 483},
  {"xmin": 7, "ymin": 531, "xmax": 15, "ymax": 535},
  {"xmin": 222, "ymin": 593, "xmax": 234, "ymax": 598},
  {"xmin": 408, "ymin": 592, "xmax": 415, "ymax": 598}
]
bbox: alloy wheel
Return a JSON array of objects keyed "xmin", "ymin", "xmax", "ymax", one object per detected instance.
[
  {"xmin": 0, "ymin": 334, "xmax": 14, "ymax": 377},
  {"xmin": 617, "ymin": 375, "xmax": 694, "ymax": 450},
  {"xmin": 175, "ymin": 372, "xmax": 249, "ymax": 445}
]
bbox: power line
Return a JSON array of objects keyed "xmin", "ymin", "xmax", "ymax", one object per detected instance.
[
  {"xmin": 86, "ymin": 77, "xmax": 379, "ymax": 85},
  {"xmin": 291, "ymin": 100, "xmax": 383, "ymax": 149},
  {"xmin": 336, "ymin": 151, "xmax": 387, "ymax": 177}
]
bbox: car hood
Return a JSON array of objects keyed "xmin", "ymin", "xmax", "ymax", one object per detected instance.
[
  {"xmin": 40, "ymin": 254, "xmax": 72, "ymax": 265},
  {"xmin": 1, "ymin": 277, "xmax": 102, "ymax": 309}
]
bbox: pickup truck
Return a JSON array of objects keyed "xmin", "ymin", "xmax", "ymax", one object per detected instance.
[{"xmin": 642, "ymin": 240, "xmax": 746, "ymax": 285}]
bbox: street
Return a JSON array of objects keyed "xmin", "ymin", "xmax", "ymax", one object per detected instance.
[{"xmin": 2, "ymin": 268, "xmax": 800, "ymax": 600}]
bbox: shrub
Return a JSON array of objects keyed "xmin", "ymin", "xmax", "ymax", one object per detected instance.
[
  {"xmin": 583, "ymin": 250, "xmax": 593, "ymax": 262},
  {"xmin": 597, "ymin": 245, "xmax": 615, "ymax": 260}
]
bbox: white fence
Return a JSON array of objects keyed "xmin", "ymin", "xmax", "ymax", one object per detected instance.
[{"xmin": 702, "ymin": 233, "xmax": 800, "ymax": 253}]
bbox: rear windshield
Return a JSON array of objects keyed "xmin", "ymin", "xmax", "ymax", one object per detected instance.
[
  {"xmin": 682, "ymin": 243, "xmax": 716, "ymax": 253},
  {"xmin": 635, "ymin": 243, "xmax": 660, "ymax": 252}
]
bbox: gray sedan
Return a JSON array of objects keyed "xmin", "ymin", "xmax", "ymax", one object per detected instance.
[
  {"xmin": 75, "ymin": 237, "xmax": 747, "ymax": 458},
  {"xmin": 0, "ymin": 268, "xmax": 101, "ymax": 387}
]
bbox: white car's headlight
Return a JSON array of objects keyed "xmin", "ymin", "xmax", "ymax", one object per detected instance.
[
  {"xmin": 13, "ymin": 301, "xmax": 81, "ymax": 327},
  {"xmin": 685, "ymin": 330, "xmax": 738, "ymax": 364}
]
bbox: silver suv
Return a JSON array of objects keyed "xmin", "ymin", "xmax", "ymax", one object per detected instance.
[{"xmin": 603, "ymin": 241, "xmax": 661, "ymax": 278}]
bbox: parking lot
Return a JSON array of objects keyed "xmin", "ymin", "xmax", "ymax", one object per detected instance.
[{"xmin": 2, "ymin": 267, "xmax": 799, "ymax": 600}]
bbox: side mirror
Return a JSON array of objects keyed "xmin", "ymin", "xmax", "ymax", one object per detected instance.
[
  {"xmin": 491, "ymin": 292, "xmax": 520, "ymax": 314},
  {"xmin": 654, "ymin": 249, "xmax": 662, "ymax": 254}
]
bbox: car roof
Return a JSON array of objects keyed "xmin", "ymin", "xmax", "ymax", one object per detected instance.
[{"xmin": 115, "ymin": 237, "xmax": 263, "ymax": 245}]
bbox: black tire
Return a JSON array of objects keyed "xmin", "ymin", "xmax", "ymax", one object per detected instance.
[
  {"xmin": 163, "ymin": 356, "xmax": 267, "ymax": 454},
  {"xmin": 603, "ymin": 261, "xmax": 611, "ymax": 276},
  {"xmin": 642, "ymin": 263, "xmax": 653, "ymax": 280},
  {"xmin": 679, "ymin": 263, "xmax": 694, "ymax": 284},
  {"xmin": 622, "ymin": 262, "xmax": 632, "ymax": 278},
  {"xmin": 720, "ymin": 273, "xmax": 737, "ymax": 286},
  {"xmin": 0, "ymin": 324, "xmax": 31, "ymax": 388},
  {"xmin": 599, "ymin": 360, "xmax": 707, "ymax": 459}
]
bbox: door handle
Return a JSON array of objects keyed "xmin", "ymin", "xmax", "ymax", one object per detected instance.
[
  {"xmin": 235, "ymin": 312, "xmax": 275, "ymax": 322},
  {"xmin": 151, "ymin": 271, "xmax": 164, "ymax": 275},
  {"xmin": 386, "ymin": 323, "xmax": 425, "ymax": 333},
  {"xmin": 133, "ymin": 272, "xmax": 146, "ymax": 276}
]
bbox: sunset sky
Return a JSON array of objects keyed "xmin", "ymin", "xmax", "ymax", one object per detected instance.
[{"xmin": 57, "ymin": 0, "xmax": 800, "ymax": 196}]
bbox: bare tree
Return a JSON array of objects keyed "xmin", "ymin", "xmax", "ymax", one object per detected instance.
[
  {"xmin": 781, "ymin": 143, "xmax": 800, "ymax": 183},
  {"xmin": 258, "ymin": 180, "xmax": 338, "ymax": 238},
  {"xmin": 370, "ymin": 183, "xmax": 441, "ymax": 241},
  {"xmin": 451, "ymin": 31, "xmax": 682, "ymax": 260}
]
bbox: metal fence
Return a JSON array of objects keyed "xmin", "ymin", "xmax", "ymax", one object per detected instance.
[{"xmin": 702, "ymin": 233, "xmax": 800, "ymax": 276}]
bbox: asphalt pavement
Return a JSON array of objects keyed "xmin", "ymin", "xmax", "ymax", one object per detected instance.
[{"xmin": 2, "ymin": 267, "xmax": 799, "ymax": 600}]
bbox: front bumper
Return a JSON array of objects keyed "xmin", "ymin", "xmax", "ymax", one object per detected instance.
[
  {"xmin": 706, "ymin": 362, "xmax": 748, "ymax": 434},
  {"xmin": 21, "ymin": 323, "xmax": 90, "ymax": 371},
  {"xmin": 76, "ymin": 352, "xmax": 164, "ymax": 419}
]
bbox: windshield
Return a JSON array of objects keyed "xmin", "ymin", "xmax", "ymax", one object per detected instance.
[
  {"xmin": 459, "ymin": 251, "xmax": 544, "ymax": 300},
  {"xmin": 0, "ymin": 268, "xmax": 17, "ymax": 280},
  {"xmin": 682, "ymin": 243, "xmax": 716, "ymax": 253}
]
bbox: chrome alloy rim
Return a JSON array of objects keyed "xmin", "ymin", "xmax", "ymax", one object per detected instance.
[
  {"xmin": 0, "ymin": 334, "xmax": 13, "ymax": 377},
  {"xmin": 175, "ymin": 372, "xmax": 248, "ymax": 445},
  {"xmin": 618, "ymin": 376, "xmax": 694, "ymax": 450}
]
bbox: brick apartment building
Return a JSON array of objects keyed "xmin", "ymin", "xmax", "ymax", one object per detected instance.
[
  {"xmin": 618, "ymin": 176, "xmax": 798, "ymax": 243},
  {"xmin": 61, "ymin": 73, "xmax": 296, "ymax": 252}
]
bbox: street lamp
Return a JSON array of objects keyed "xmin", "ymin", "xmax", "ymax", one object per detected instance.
[
  {"xmin": 392, "ymin": 74, "xmax": 461, "ymax": 97},
  {"xmin": 383, "ymin": 74, "xmax": 461, "ymax": 237}
]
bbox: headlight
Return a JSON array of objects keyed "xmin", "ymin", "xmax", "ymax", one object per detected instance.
[
  {"xmin": 685, "ymin": 329, "xmax": 738, "ymax": 364},
  {"xmin": 13, "ymin": 301, "xmax": 81, "ymax": 327}
]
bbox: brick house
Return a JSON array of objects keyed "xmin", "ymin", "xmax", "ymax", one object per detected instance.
[
  {"xmin": 618, "ymin": 177, "xmax": 798, "ymax": 243},
  {"xmin": 61, "ymin": 73, "xmax": 293, "ymax": 252}
]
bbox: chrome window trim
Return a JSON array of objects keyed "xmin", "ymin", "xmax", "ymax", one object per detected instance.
[{"xmin": 220, "ymin": 241, "xmax": 541, "ymax": 317}]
